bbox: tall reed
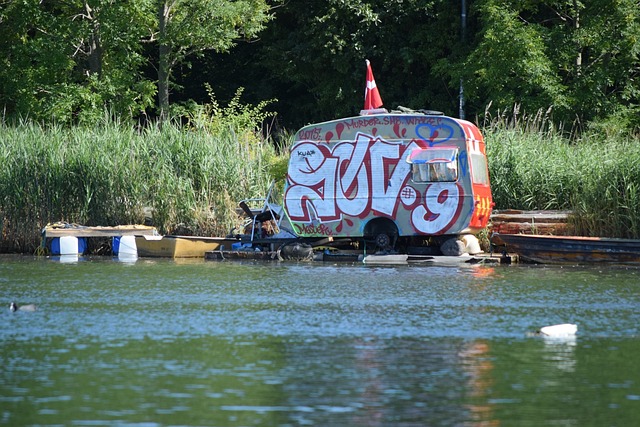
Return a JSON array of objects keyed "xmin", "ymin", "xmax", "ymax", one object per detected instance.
[
  {"xmin": 484, "ymin": 107, "xmax": 640, "ymax": 238},
  {"xmin": 4, "ymin": 105, "xmax": 639, "ymax": 253},
  {"xmin": 0, "ymin": 119, "xmax": 286, "ymax": 253}
]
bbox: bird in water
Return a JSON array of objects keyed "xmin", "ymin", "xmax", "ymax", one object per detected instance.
[
  {"xmin": 536, "ymin": 323, "xmax": 577, "ymax": 337},
  {"xmin": 9, "ymin": 302, "xmax": 37, "ymax": 312}
]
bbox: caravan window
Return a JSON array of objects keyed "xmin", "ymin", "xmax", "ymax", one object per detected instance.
[
  {"xmin": 470, "ymin": 153, "xmax": 489, "ymax": 185},
  {"xmin": 407, "ymin": 148, "xmax": 458, "ymax": 183}
]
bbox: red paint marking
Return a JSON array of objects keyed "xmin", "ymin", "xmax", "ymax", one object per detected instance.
[{"xmin": 325, "ymin": 131, "xmax": 334, "ymax": 143}]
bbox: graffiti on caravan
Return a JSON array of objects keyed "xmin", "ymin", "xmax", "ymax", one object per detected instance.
[{"xmin": 284, "ymin": 132, "xmax": 465, "ymax": 235}]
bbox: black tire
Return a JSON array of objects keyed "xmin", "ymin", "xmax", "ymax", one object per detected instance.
[
  {"xmin": 364, "ymin": 218, "xmax": 399, "ymax": 251},
  {"xmin": 375, "ymin": 233, "xmax": 392, "ymax": 249}
]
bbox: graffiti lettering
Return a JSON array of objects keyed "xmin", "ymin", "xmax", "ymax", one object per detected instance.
[
  {"xmin": 294, "ymin": 223, "xmax": 334, "ymax": 236},
  {"xmin": 286, "ymin": 141, "xmax": 339, "ymax": 221},
  {"xmin": 369, "ymin": 138, "xmax": 418, "ymax": 216},
  {"xmin": 296, "ymin": 149, "xmax": 316, "ymax": 157},
  {"xmin": 343, "ymin": 117, "xmax": 382, "ymax": 131},
  {"xmin": 284, "ymin": 132, "xmax": 465, "ymax": 235},
  {"xmin": 333, "ymin": 135, "xmax": 370, "ymax": 216},
  {"xmin": 297, "ymin": 127, "xmax": 322, "ymax": 140},
  {"xmin": 412, "ymin": 183, "xmax": 462, "ymax": 234}
]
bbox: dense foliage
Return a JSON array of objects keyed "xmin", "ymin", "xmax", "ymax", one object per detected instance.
[
  {"xmin": 1, "ymin": 0, "xmax": 640, "ymax": 252},
  {"xmin": 0, "ymin": 0, "xmax": 272, "ymax": 124},
  {"xmin": 485, "ymin": 110, "xmax": 640, "ymax": 238},
  {"xmin": 0, "ymin": 99, "xmax": 286, "ymax": 253},
  {"xmin": 2, "ymin": 111, "xmax": 640, "ymax": 253},
  {"xmin": 1, "ymin": 0, "xmax": 638, "ymax": 131}
]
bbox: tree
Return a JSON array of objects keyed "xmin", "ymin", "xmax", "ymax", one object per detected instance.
[
  {"xmin": 197, "ymin": 0, "xmax": 463, "ymax": 128},
  {"xmin": 154, "ymin": 0, "xmax": 273, "ymax": 120},
  {"xmin": 0, "ymin": 1, "xmax": 155, "ymax": 124},
  {"xmin": 0, "ymin": 1, "xmax": 74, "ymax": 120},
  {"xmin": 447, "ymin": 0, "xmax": 640, "ymax": 127}
]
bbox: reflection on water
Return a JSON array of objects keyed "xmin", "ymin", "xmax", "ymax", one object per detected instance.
[
  {"xmin": 1, "ymin": 256, "xmax": 639, "ymax": 426},
  {"xmin": 542, "ymin": 335, "xmax": 577, "ymax": 372},
  {"xmin": 459, "ymin": 340, "xmax": 497, "ymax": 426}
]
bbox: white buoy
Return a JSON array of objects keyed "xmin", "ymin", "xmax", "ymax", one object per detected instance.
[
  {"xmin": 58, "ymin": 236, "xmax": 79, "ymax": 255},
  {"xmin": 539, "ymin": 323, "xmax": 578, "ymax": 337},
  {"xmin": 113, "ymin": 235, "xmax": 138, "ymax": 259},
  {"xmin": 51, "ymin": 236, "xmax": 86, "ymax": 255},
  {"xmin": 461, "ymin": 234, "xmax": 482, "ymax": 254}
]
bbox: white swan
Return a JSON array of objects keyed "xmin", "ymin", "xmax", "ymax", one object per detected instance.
[{"xmin": 539, "ymin": 323, "xmax": 577, "ymax": 337}]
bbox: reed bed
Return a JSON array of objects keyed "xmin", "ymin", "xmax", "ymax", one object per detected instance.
[
  {"xmin": 484, "ymin": 109, "xmax": 640, "ymax": 238},
  {"xmin": 0, "ymin": 120, "xmax": 285, "ymax": 253},
  {"xmin": 3, "ymin": 106, "xmax": 640, "ymax": 253}
]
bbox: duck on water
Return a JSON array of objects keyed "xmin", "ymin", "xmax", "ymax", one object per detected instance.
[{"xmin": 9, "ymin": 302, "xmax": 37, "ymax": 312}]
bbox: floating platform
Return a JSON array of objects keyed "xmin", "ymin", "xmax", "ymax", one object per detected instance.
[
  {"xmin": 42, "ymin": 223, "xmax": 157, "ymax": 238},
  {"xmin": 40, "ymin": 223, "xmax": 158, "ymax": 256},
  {"xmin": 205, "ymin": 249, "xmax": 505, "ymax": 265},
  {"xmin": 492, "ymin": 233, "xmax": 640, "ymax": 265}
]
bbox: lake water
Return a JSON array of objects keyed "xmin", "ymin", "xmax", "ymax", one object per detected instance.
[{"xmin": 1, "ymin": 255, "xmax": 639, "ymax": 426}]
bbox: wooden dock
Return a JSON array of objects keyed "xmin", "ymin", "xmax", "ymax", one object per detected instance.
[
  {"xmin": 205, "ymin": 249, "xmax": 507, "ymax": 265},
  {"xmin": 42, "ymin": 223, "xmax": 157, "ymax": 238},
  {"xmin": 490, "ymin": 209, "xmax": 572, "ymax": 235}
]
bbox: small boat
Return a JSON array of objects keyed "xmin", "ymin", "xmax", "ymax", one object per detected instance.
[
  {"xmin": 135, "ymin": 235, "xmax": 240, "ymax": 258},
  {"xmin": 492, "ymin": 233, "xmax": 640, "ymax": 264}
]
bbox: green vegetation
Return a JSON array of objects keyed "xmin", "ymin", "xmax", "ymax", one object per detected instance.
[
  {"xmin": 0, "ymin": 0, "xmax": 273, "ymax": 125},
  {"xmin": 0, "ymin": 110, "xmax": 287, "ymax": 254},
  {"xmin": 486, "ymin": 109, "xmax": 640, "ymax": 238},
  {"xmin": 1, "ymin": 1, "xmax": 639, "ymax": 252},
  {"xmin": 3, "ymin": 107, "xmax": 640, "ymax": 254},
  {"xmin": 2, "ymin": 1, "xmax": 638, "ymax": 132}
]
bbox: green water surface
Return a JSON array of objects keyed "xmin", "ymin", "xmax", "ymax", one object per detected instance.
[{"xmin": 1, "ymin": 255, "xmax": 639, "ymax": 426}]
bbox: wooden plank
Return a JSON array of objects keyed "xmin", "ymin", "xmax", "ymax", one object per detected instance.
[
  {"xmin": 493, "ymin": 233, "xmax": 640, "ymax": 264},
  {"xmin": 490, "ymin": 209, "xmax": 572, "ymax": 236},
  {"xmin": 490, "ymin": 209, "xmax": 571, "ymax": 223},
  {"xmin": 490, "ymin": 222, "xmax": 568, "ymax": 235},
  {"xmin": 43, "ymin": 224, "xmax": 157, "ymax": 238}
]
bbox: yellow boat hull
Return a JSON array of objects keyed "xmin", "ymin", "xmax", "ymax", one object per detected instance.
[{"xmin": 135, "ymin": 235, "xmax": 239, "ymax": 258}]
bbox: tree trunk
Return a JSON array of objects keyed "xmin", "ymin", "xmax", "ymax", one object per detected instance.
[
  {"xmin": 574, "ymin": 0, "xmax": 581, "ymax": 76},
  {"xmin": 88, "ymin": 26, "xmax": 103, "ymax": 76},
  {"xmin": 158, "ymin": 1, "xmax": 171, "ymax": 121},
  {"xmin": 85, "ymin": 1, "xmax": 102, "ymax": 76}
]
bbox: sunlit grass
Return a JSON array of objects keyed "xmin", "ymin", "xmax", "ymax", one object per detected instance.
[
  {"xmin": 484, "ymin": 107, "xmax": 640, "ymax": 238},
  {"xmin": 0, "ymin": 120, "xmax": 286, "ymax": 253},
  {"xmin": 3, "ymin": 105, "xmax": 640, "ymax": 253}
]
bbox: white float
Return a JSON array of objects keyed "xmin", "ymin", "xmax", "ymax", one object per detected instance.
[
  {"xmin": 539, "ymin": 323, "xmax": 578, "ymax": 337},
  {"xmin": 51, "ymin": 236, "xmax": 86, "ymax": 255},
  {"xmin": 113, "ymin": 235, "xmax": 138, "ymax": 260}
]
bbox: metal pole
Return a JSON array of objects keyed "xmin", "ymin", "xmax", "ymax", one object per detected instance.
[{"xmin": 459, "ymin": 0, "xmax": 466, "ymax": 120}]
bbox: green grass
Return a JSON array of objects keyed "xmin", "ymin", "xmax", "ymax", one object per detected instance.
[
  {"xmin": 484, "ymin": 109, "xmax": 640, "ymax": 238},
  {"xmin": 2, "ymin": 106, "xmax": 640, "ymax": 254},
  {"xmin": 0, "ymin": 120, "xmax": 286, "ymax": 253}
]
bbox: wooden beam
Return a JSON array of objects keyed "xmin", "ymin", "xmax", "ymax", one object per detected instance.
[{"xmin": 43, "ymin": 224, "xmax": 157, "ymax": 238}]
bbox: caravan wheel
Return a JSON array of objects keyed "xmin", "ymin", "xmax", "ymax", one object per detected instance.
[
  {"xmin": 375, "ymin": 233, "xmax": 391, "ymax": 249},
  {"xmin": 364, "ymin": 218, "xmax": 399, "ymax": 251}
]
